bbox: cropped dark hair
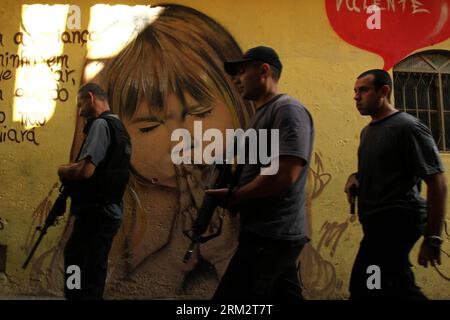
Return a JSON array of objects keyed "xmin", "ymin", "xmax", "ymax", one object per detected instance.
[
  {"xmin": 271, "ymin": 66, "xmax": 281, "ymax": 82},
  {"xmin": 78, "ymin": 82, "xmax": 108, "ymax": 101},
  {"xmin": 357, "ymin": 69, "xmax": 392, "ymax": 101}
]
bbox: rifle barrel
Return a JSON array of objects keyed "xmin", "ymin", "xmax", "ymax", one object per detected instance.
[{"xmin": 22, "ymin": 228, "xmax": 47, "ymax": 269}]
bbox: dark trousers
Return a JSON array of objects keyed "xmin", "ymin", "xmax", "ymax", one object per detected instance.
[
  {"xmin": 63, "ymin": 209, "xmax": 121, "ymax": 300},
  {"xmin": 213, "ymin": 231, "xmax": 305, "ymax": 300},
  {"xmin": 349, "ymin": 210, "xmax": 427, "ymax": 300}
]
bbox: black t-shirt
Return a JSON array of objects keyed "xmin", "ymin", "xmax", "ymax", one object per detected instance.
[
  {"xmin": 237, "ymin": 94, "xmax": 314, "ymax": 242},
  {"xmin": 357, "ymin": 111, "xmax": 444, "ymax": 223}
]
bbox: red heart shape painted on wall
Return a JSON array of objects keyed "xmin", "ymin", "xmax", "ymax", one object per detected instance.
[{"xmin": 325, "ymin": 0, "xmax": 450, "ymax": 70}]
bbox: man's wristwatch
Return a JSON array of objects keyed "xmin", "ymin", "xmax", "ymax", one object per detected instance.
[{"xmin": 425, "ymin": 235, "xmax": 444, "ymax": 248}]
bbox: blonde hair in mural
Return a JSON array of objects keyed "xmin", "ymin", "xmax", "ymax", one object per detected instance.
[{"xmin": 28, "ymin": 4, "xmax": 254, "ymax": 298}]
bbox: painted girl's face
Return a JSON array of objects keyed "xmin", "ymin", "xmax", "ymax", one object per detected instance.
[{"xmin": 124, "ymin": 93, "xmax": 234, "ymax": 188}]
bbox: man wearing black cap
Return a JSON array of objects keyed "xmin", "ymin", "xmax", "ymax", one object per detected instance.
[{"xmin": 206, "ymin": 46, "xmax": 314, "ymax": 300}]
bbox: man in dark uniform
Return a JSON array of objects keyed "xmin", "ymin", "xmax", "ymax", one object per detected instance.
[
  {"xmin": 207, "ymin": 46, "xmax": 314, "ymax": 300},
  {"xmin": 345, "ymin": 69, "xmax": 447, "ymax": 299},
  {"xmin": 58, "ymin": 83, "xmax": 131, "ymax": 300}
]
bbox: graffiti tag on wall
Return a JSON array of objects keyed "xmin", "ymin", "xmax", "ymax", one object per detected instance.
[
  {"xmin": 0, "ymin": 217, "xmax": 7, "ymax": 231},
  {"xmin": 0, "ymin": 110, "xmax": 39, "ymax": 145},
  {"xmin": 326, "ymin": 0, "xmax": 450, "ymax": 70},
  {"xmin": 299, "ymin": 152, "xmax": 357, "ymax": 299}
]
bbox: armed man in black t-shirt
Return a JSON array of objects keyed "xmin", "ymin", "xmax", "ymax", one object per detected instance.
[
  {"xmin": 345, "ymin": 69, "xmax": 447, "ymax": 299},
  {"xmin": 57, "ymin": 83, "xmax": 131, "ymax": 300},
  {"xmin": 206, "ymin": 46, "xmax": 314, "ymax": 300}
]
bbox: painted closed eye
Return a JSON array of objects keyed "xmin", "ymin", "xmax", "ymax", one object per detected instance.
[
  {"xmin": 187, "ymin": 105, "xmax": 214, "ymax": 118},
  {"xmin": 138, "ymin": 122, "xmax": 161, "ymax": 133},
  {"xmin": 193, "ymin": 110, "xmax": 212, "ymax": 118}
]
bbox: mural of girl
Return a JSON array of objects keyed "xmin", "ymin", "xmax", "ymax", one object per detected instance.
[{"xmin": 26, "ymin": 4, "xmax": 254, "ymax": 299}]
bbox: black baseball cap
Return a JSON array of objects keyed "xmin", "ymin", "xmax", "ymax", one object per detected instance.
[{"xmin": 224, "ymin": 46, "xmax": 283, "ymax": 76}]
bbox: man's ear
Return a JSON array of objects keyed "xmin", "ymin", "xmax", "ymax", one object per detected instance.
[
  {"xmin": 88, "ymin": 91, "xmax": 95, "ymax": 105},
  {"xmin": 382, "ymin": 85, "xmax": 391, "ymax": 99},
  {"xmin": 260, "ymin": 63, "xmax": 270, "ymax": 77}
]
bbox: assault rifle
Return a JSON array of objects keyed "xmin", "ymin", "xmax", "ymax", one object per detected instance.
[
  {"xmin": 183, "ymin": 162, "xmax": 243, "ymax": 263},
  {"xmin": 22, "ymin": 185, "xmax": 69, "ymax": 269}
]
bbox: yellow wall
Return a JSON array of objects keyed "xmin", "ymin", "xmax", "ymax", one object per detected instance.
[{"xmin": 0, "ymin": 0, "xmax": 448, "ymax": 299}]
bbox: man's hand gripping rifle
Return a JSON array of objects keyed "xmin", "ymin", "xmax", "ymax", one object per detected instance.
[{"xmin": 183, "ymin": 162, "xmax": 243, "ymax": 263}]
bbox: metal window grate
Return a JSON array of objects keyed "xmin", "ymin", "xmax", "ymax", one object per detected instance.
[{"xmin": 394, "ymin": 51, "xmax": 450, "ymax": 151}]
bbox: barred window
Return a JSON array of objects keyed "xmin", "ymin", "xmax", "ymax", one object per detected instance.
[{"xmin": 393, "ymin": 50, "xmax": 450, "ymax": 151}]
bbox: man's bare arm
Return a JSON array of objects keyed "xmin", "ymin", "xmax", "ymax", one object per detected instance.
[
  {"xmin": 58, "ymin": 158, "xmax": 96, "ymax": 182},
  {"xmin": 423, "ymin": 172, "xmax": 447, "ymax": 237},
  {"xmin": 418, "ymin": 172, "xmax": 447, "ymax": 267}
]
